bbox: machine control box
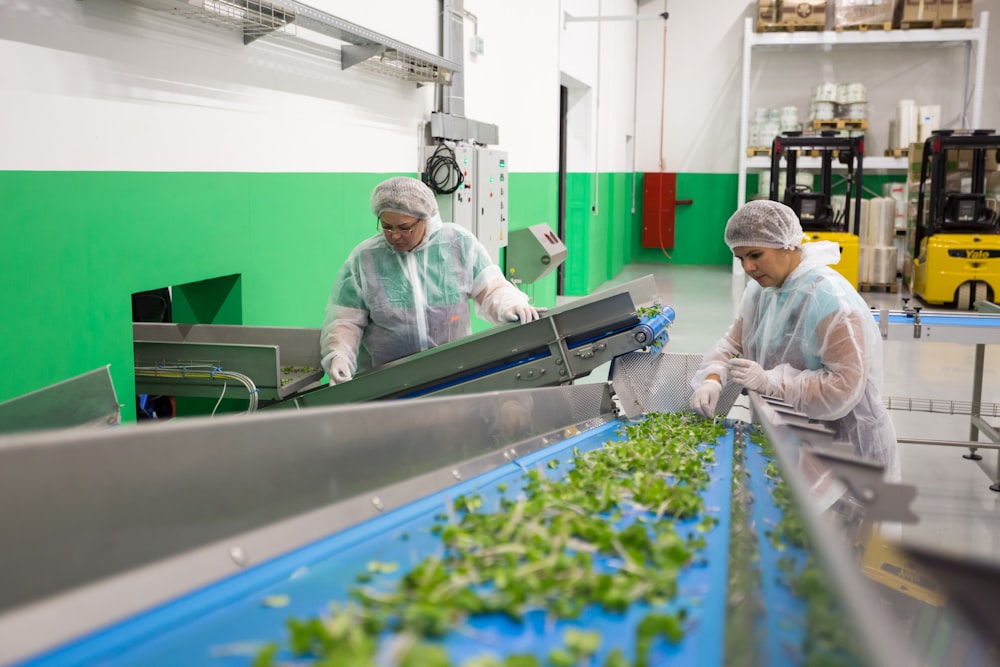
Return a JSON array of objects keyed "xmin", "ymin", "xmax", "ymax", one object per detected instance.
[
  {"xmin": 506, "ymin": 222, "xmax": 567, "ymax": 284},
  {"xmin": 475, "ymin": 148, "xmax": 509, "ymax": 264}
]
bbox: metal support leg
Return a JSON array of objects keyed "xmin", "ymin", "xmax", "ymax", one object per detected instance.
[{"xmin": 964, "ymin": 343, "xmax": 985, "ymax": 461}]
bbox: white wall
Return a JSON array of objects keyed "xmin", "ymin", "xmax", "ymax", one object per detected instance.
[
  {"xmin": 0, "ymin": 0, "xmax": 562, "ymax": 173},
  {"xmin": 635, "ymin": 0, "xmax": 746, "ymax": 174},
  {"xmin": 559, "ymin": 0, "xmax": 641, "ymax": 174},
  {"xmin": 1, "ymin": 0, "xmax": 995, "ymax": 177},
  {"xmin": 463, "ymin": 0, "xmax": 562, "ymax": 172}
]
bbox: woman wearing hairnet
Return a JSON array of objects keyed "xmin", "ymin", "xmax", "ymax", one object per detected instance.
[
  {"xmin": 690, "ymin": 200, "xmax": 899, "ymax": 479},
  {"xmin": 320, "ymin": 176, "xmax": 539, "ymax": 384}
]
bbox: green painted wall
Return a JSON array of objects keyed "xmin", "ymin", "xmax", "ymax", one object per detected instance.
[
  {"xmin": 563, "ymin": 172, "xmax": 739, "ymax": 296},
  {"xmin": 0, "ymin": 171, "xmax": 562, "ymax": 418},
  {"xmin": 13, "ymin": 167, "xmax": 893, "ymax": 417}
]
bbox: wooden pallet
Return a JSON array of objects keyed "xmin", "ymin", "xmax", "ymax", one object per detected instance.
[
  {"xmin": 884, "ymin": 147, "xmax": 909, "ymax": 158},
  {"xmin": 812, "ymin": 118, "xmax": 868, "ymax": 130},
  {"xmin": 860, "ymin": 282, "xmax": 899, "ymax": 293},
  {"xmin": 756, "ymin": 21, "xmax": 825, "ymax": 33},
  {"xmin": 899, "ymin": 19, "xmax": 934, "ymax": 30},
  {"xmin": 834, "ymin": 22, "xmax": 892, "ymax": 32},
  {"xmin": 796, "ymin": 148, "xmax": 847, "ymax": 158},
  {"xmin": 936, "ymin": 18, "xmax": 974, "ymax": 29},
  {"xmin": 747, "ymin": 147, "xmax": 772, "ymax": 157}
]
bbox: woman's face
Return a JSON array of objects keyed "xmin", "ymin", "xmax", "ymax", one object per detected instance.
[
  {"xmin": 379, "ymin": 211, "xmax": 427, "ymax": 252},
  {"xmin": 732, "ymin": 246, "xmax": 802, "ymax": 288}
]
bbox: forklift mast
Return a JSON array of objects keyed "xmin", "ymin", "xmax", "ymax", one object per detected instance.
[
  {"xmin": 769, "ymin": 132, "xmax": 864, "ymax": 234},
  {"xmin": 913, "ymin": 129, "xmax": 1000, "ymax": 254}
]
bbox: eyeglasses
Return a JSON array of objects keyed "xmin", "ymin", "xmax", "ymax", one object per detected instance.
[{"xmin": 378, "ymin": 217, "xmax": 423, "ymax": 236}]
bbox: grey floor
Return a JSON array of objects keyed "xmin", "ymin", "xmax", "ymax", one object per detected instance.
[{"xmin": 572, "ymin": 263, "xmax": 1000, "ymax": 560}]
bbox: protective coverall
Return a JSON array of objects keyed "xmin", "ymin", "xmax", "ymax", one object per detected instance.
[
  {"xmin": 321, "ymin": 214, "xmax": 532, "ymax": 377},
  {"xmin": 693, "ymin": 241, "xmax": 900, "ymax": 480}
]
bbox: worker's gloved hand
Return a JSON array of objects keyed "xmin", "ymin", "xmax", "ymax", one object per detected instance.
[
  {"xmin": 729, "ymin": 358, "xmax": 775, "ymax": 395},
  {"xmin": 690, "ymin": 379, "xmax": 723, "ymax": 417},
  {"xmin": 327, "ymin": 356, "xmax": 353, "ymax": 385},
  {"xmin": 503, "ymin": 302, "xmax": 540, "ymax": 323}
]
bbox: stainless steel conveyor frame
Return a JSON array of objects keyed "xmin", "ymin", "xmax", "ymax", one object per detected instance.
[
  {"xmin": 269, "ymin": 275, "xmax": 664, "ymax": 408},
  {"xmin": 0, "ymin": 384, "xmax": 619, "ymax": 665},
  {"xmin": 1, "ymin": 368, "xmax": 996, "ymax": 666},
  {"xmin": 133, "ymin": 323, "xmax": 325, "ymax": 404},
  {"xmin": 874, "ymin": 308, "xmax": 1000, "ymax": 490}
]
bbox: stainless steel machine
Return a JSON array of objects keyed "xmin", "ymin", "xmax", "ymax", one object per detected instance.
[
  {"xmin": 131, "ymin": 276, "xmax": 672, "ymax": 411},
  {"xmin": 1, "ymin": 280, "xmax": 998, "ymax": 667}
]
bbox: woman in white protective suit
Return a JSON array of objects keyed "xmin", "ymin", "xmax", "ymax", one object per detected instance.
[
  {"xmin": 690, "ymin": 200, "xmax": 900, "ymax": 480},
  {"xmin": 320, "ymin": 176, "xmax": 539, "ymax": 384}
]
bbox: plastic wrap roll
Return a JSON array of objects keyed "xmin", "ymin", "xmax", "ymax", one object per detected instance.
[
  {"xmin": 758, "ymin": 169, "xmax": 771, "ymax": 197},
  {"xmin": 811, "ymin": 101, "xmax": 836, "ymax": 121},
  {"xmin": 760, "ymin": 121, "xmax": 780, "ymax": 149},
  {"xmin": 879, "ymin": 197, "xmax": 896, "ymax": 245},
  {"xmin": 896, "ymin": 99, "xmax": 917, "ymax": 147},
  {"xmin": 869, "ymin": 246, "xmax": 898, "ymax": 284},
  {"xmin": 859, "ymin": 246, "xmax": 871, "ymax": 284},
  {"xmin": 813, "ymin": 82, "xmax": 838, "ymax": 103},
  {"xmin": 839, "ymin": 102, "xmax": 867, "ymax": 120},
  {"xmin": 918, "ymin": 105, "xmax": 941, "ymax": 143},
  {"xmin": 894, "ymin": 236, "xmax": 906, "ymax": 273},
  {"xmin": 865, "ymin": 197, "xmax": 896, "ymax": 247}
]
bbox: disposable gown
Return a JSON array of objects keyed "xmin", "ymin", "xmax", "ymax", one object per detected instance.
[
  {"xmin": 693, "ymin": 242, "xmax": 900, "ymax": 480},
  {"xmin": 321, "ymin": 215, "xmax": 530, "ymax": 375}
]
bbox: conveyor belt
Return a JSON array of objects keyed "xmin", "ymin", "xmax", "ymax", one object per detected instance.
[
  {"xmin": 6, "ymin": 302, "xmax": 1000, "ymax": 667},
  {"xmin": 276, "ymin": 276, "xmax": 669, "ymax": 408},
  {"xmin": 872, "ymin": 309, "xmax": 1000, "ymax": 344},
  {"xmin": 17, "ymin": 421, "xmax": 734, "ymax": 667}
]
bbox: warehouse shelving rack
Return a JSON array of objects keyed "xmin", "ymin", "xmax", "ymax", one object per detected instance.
[{"xmin": 737, "ymin": 11, "xmax": 990, "ymax": 210}]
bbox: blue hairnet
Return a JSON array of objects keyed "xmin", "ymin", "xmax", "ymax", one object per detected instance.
[
  {"xmin": 725, "ymin": 200, "xmax": 804, "ymax": 250},
  {"xmin": 370, "ymin": 177, "xmax": 439, "ymax": 220}
]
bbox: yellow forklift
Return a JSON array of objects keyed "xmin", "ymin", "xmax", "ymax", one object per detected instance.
[
  {"xmin": 770, "ymin": 132, "xmax": 863, "ymax": 288},
  {"xmin": 912, "ymin": 130, "xmax": 1000, "ymax": 309}
]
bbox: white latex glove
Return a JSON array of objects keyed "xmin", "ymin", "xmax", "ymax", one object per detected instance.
[
  {"xmin": 503, "ymin": 302, "xmax": 540, "ymax": 323},
  {"xmin": 690, "ymin": 379, "xmax": 723, "ymax": 417},
  {"xmin": 327, "ymin": 356, "xmax": 354, "ymax": 385},
  {"xmin": 729, "ymin": 358, "xmax": 775, "ymax": 395}
]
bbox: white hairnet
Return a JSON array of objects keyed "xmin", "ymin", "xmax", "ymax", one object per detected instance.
[
  {"xmin": 370, "ymin": 177, "xmax": 439, "ymax": 221},
  {"xmin": 724, "ymin": 200, "xmax": 804, "ymax": 251}
]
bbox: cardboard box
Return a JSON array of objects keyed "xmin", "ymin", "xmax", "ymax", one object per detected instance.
[
  {"xmin": 779, "ymin": 0, "xmax": 827, "ymax": 28},
  {"xmin": 898, "ymin": 0, "xmax": 938, "ymax": 24},
  {"xmin": 757, "ymin": 0, "xmax": 780, "ymax": 25},
  {"xmin": 907, "ymin": 141, "xmax": 976, "ymax": 181},
  {"xmin": 952, "ymin": 149, "xmax": 999, "ymax": 172},
  {"xmin": 938, "ymin": 0, "xmax": 972, "ymax": 24},
  {"xmin": 834, "ymin": 0, "xmax": 893, "ymax": 28}
]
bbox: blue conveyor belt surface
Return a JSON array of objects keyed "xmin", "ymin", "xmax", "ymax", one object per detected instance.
[
  {"xmin": 874, "ymin": 312, "xmax": 1000, "ymax": 328},
  {"xmin": 21, "ymin": 418, "xmax": 733, "ymax": 667},
  {"xmin": 745, "ymin": 437, "xmax": 807, "ymax": 667}
]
